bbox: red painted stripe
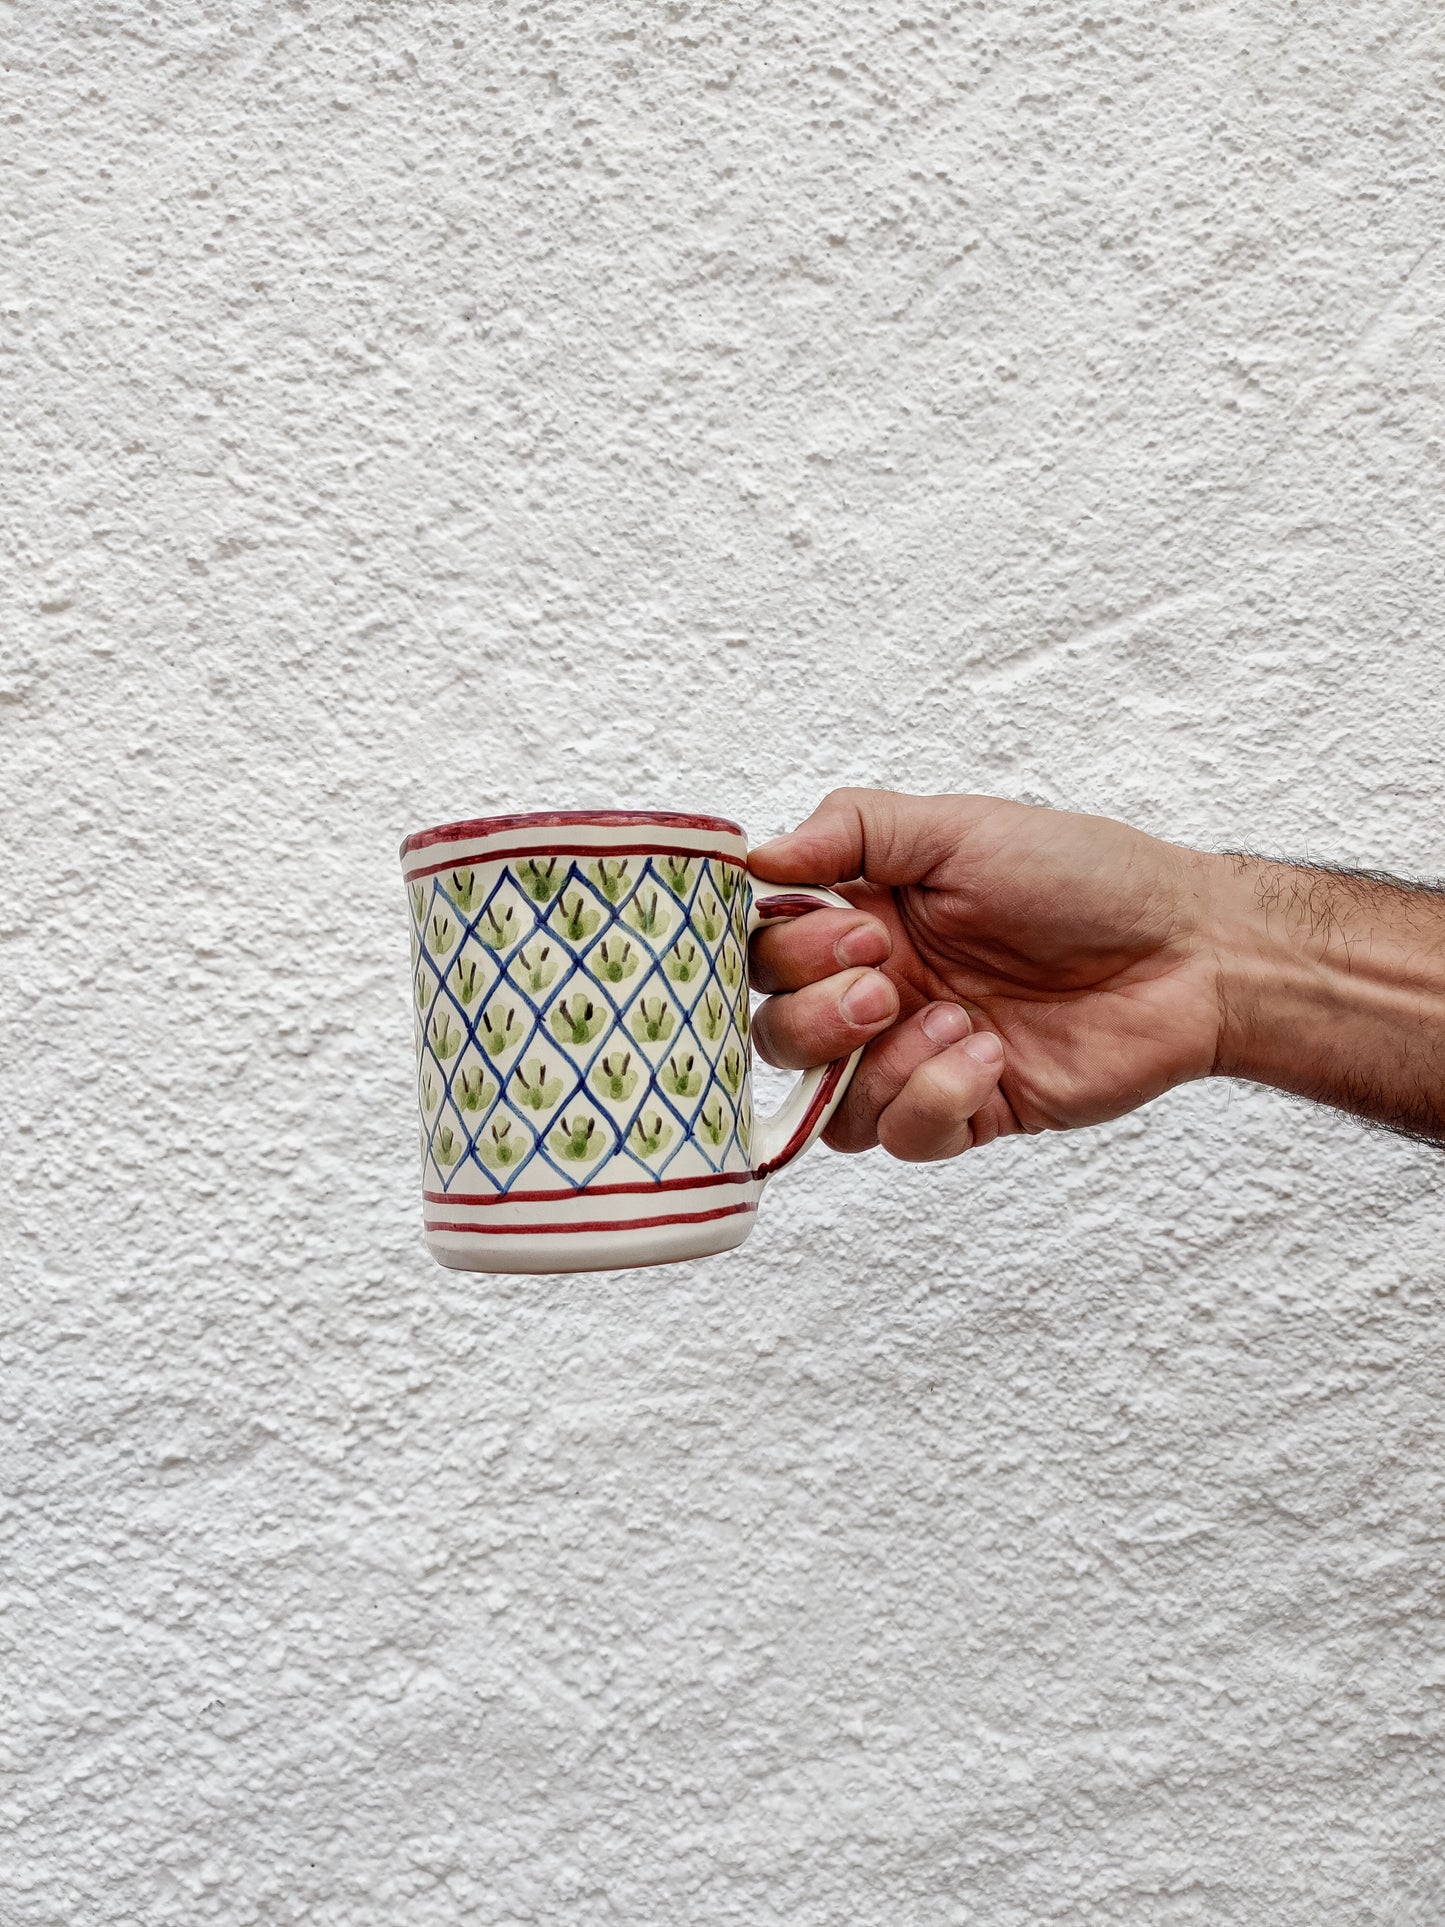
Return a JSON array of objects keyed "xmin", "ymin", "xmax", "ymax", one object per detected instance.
[
  {"xmin": 402, "ymin": 809, "xmax": 745, "ymax": 858},
  {"xmin": 425, "ymin": 1202, "xmax": 757, "ymax": 1236},
  {"xmin": 425, "ymin": 1169, "xmax": 754, "ymax": 1205},
  {"xmin": 403, "ymin": 841, "xmax": 748, "ymax": 884},
  {"xmin": 752, "ymin": 1057, "xmax": 851, "ymax": 1179}
]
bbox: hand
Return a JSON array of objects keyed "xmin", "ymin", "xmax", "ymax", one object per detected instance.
[{"xmin": 749, "ymin": 789, "xmax": 1222, "ymax": 1160}]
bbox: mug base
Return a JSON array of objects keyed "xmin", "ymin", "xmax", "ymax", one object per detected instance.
[{"xmin": 425, "ymin": 1209, "xmax": 756, "ymax": 1276}]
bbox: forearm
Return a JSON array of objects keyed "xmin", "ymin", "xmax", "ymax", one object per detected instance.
[{"xmin": 1202, "ymin": 853, "xmax": 1445, "ymax": 1143}]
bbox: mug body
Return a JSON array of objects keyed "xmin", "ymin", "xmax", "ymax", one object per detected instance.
[{"xmin": 402, "ymin": 811, "xmax": 760, "ymax": 1273}]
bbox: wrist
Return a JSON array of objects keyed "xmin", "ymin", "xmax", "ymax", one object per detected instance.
[
  {"xmin": 1200, "ymin": 853, "xmax": 1317, "ymax": 1084},
  {"xmin": 1197, "ymin": 851, "xmax": 1445, "ymax": 1131}
]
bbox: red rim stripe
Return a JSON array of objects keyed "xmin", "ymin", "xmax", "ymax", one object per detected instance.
[
  {"xmin": 403, "ymin": 840, "xmax": 748, "ymax": 883},
  {"xmin": 425, "ymin": 1202, "xmax": 757, "ymax": 1236},
  {"xmin": 402, "ymin": 809, "xmax": 745, "ymax": 858},
  {"xmin": 752, "ymin": 1056, "xmax": 851, "ymax": 1179},
  {"xmin": 425, "ymin": 1169, "xmax": 754, "ymax": 1206}
]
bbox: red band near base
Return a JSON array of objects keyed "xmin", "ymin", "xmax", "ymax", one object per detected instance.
[{"xmin": 426, "ymin": 1202, "xmax": 758, "ymax": 1236}]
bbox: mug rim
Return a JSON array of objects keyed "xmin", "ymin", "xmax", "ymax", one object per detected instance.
[{"xmin": 400, "ymin": 808, "xmax": 745, "ymax": 858}]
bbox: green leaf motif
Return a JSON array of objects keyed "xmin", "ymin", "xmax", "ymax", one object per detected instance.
[
  {"xmin": 664, "ymin": 942, "xmax": 703, "ymax": 985},
  {"xmin": 623, "ymin": 890, "xmax": 671, "ymax": 940},
  {"xmin": 550, "ymin": 1113, "xmax": 604, "ymax": 1163},
  {"xmin": 434, "ymin": 1125, "xmax": 463, "ymax": 1168},
  {"xmin": 594, "ymin": 938, "xmax": 637, "ymax": 984},
  {"xmin": 628, "ymin": 997, "xmax": 675, "ymax": 1044},
  {"xmin": 420, "ymin": 1070, "xmax": 439, "ymax": 1113},
  {"xmin": 556, "ymin": 893, "xmax": 601, "ymax": 944},
  {"xmin": 715, "ymin": 863, "xmax": 738, "ymax": 905},
  {"xmin": 479, "ymin": 1119, "xmax": 524, "ymax": 1169},
  {"xmin": 698, "ymin": 993, "xmax": 725, "ymax": 1041},
  {"xmin": 663, "ymin": 857, "xmax": 693, "ymax": 899},
  {"xmin": 590, "ymin": 1052, "xmax": 638, "ymax": 1102},
  {"xmin": 630, "ymin": 1113, "xmax": 673, "ymax": 1159},
  {"xmin": 445, "ymin": 869, "xmax": 478, "ymax": 912},
  {"xmin": 478, "ymin": 903, "xmax": 517, "ymax": 949},
  {"xmin": 660, "ymin": 1053, "xmax": 703, "ymax": 1099},
  {"xmin": 699, "ymin": 1100, "xmax": 729, "ymax": 1146},
  {"xmin": 429, "ymin": 1012, "xmax": 462, "ymax": 1060},
  {"xmin": 513, "ymin": 1060, "xmax": 563, "ymax": 1111},
  {"xmin": 409, "ymin": 882, "xmax": 426, "ymax": 926},
  {"xmin": 517, "ymin": 858, "xmax": 563, "ymax": 903},
  {"xmin": 516, "ymin": 944, "xmax": 558, "ymax": 994},
  {"xmin": 456, "ymin": 1067, "xmax": 495, "ymax": 1113},
  {"xmin": 693, "ymin": 895, "xmax": 724, "ymax": 944},
  {"xmin": 720, "ymin": 1049, "xmax": 744, "ymax": 1097},
  {"xmin": 428, "ymin": 911, "xmax": 457, "ymax": 956},
  {"xmin": 719, "ymin": 941, "xmax": 743, "ymax": 989},
  {"xmin": 481, "ymin": 1004, "xmax": 519, "ymax": 1055},
  {"xmin": 452, "ymin": 957, "xmax": 485, "ymax": 1007},
  {"xmin": 586, "ymin": 858, "xmax": 632, "ymax": 903},
  {"xmin": 414, "ymin": 965, "xmax": 433, "ymax": 1011},
  {"xmin": 550, "ymin": 994, "xmax": 605, "ymax": 1047}
]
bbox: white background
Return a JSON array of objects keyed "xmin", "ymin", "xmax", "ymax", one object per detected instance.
[{"xmin": 4, "ymin": 3, "xmax": 1444, "ymax": 1921}]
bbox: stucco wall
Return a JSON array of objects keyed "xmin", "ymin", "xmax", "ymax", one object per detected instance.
[{"xmin": 5, "ymin": 3, "xmax": 1445, "ymax": 1921}]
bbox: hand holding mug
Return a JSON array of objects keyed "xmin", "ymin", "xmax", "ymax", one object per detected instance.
[{"xmin": 749, "ymin": 787, "xmax": 1221, "ymax": 1159}]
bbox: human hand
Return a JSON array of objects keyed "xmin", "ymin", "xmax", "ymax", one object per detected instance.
[{"xmin": 749, "ymin": 789, "xmax": 1222, "ymax": 1160}]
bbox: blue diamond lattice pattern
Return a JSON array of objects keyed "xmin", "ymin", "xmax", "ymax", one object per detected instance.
[{"xmin": 409, "ymin": 854, "xmax": 753, "ymax": 1194}]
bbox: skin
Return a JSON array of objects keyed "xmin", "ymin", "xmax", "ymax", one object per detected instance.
[{"xmin": 749, "ymin": 788, "xmax": 1445, "ymax": 1161}]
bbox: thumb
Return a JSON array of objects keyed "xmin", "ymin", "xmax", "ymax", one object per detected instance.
[{"xmin": 750, "ymin": 787, "xmax": 981, "ymax": 887}]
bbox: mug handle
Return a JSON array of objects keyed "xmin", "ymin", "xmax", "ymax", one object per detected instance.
[{"xmin": 746, "ymin": 882, "xmax": 867, "ymax": 1179}]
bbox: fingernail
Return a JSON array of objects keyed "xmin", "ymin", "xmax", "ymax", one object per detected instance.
[
  {"xmin": 962, "ymin": 1031, "xmax": 1003, "ymax": 1068},
  {"xmin": 920, "ymin": 1002, "xmax": 971, "ymax": 1045},
  {"xmin": 834, "ymin": 922, "xmax": 889, "ymax": 968},
  {"xmin": 840, "ymin": 971, "xmax": 896, "ymax": 1027}
]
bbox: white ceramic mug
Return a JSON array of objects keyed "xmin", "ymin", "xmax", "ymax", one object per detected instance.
[{"xmin": 402, "ymin": 809, "xmax": 863, "ymax": 1273}]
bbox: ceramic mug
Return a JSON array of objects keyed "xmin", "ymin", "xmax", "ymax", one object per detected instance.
[{"xmin": 401, "ymin": 809, "xmax": 864, "ymax": 1273}]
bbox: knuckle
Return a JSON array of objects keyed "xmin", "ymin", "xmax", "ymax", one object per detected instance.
[
  {"xmin": 752, "ymin": 997, "xmax": 831, "ymax": 1071},
  {"xmin": 910, "ymin": 1061, "xmax": 960, "ymax": 1111},
  {"xmin": 754, "ymin": 1036, "xmax": 790, "ymax": 1070},
  {"xmin": 749, "ymin": 1002, "xmax": 785, "ymax": 1066},
  {"xmin": 916, "ymin": 1050, "xmax": 984, "ymax": 1110},
  {"xmin": 876, "ymin": 1118, "xmax": 938, "ymax": 1164},
  {"xmin": 822, "ymin": 1095, "xmax": 880, "ymax": 1154},
  {"xmin": 879, "ymin": 1111, "xmax": 973, "ymax": 1164},
  {"xmin": 747, "ymin": 950, "xmax": 784, "ymax": 994}
]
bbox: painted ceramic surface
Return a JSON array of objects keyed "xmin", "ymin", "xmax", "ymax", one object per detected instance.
[{"xmin": 408, "ymin": 852, "xmax": 754, "ymax": 1197}]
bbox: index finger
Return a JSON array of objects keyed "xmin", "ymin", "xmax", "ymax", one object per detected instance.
[{"xmin": 748, "ymin": 787, "xmax": 991, "ymax": 888}]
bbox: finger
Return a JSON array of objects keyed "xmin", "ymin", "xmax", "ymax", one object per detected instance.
[
  {"xmin": 875, "ymin": 1032, "xmax": 1006, "ymax": 1163},
  {"xmin": 822, "ymin": 1001, "xmax": 975, "ymax": 1152},
  {"xmin": 750, "ymin": 906, "xmax": 892, "ymax": 994},
  {"xmin": 751, "ymin": 967, "xmax": 898, "ymax": 1071},
  {"xmin": 749, "ymin": 787, "xmax": 995, "ymax": 888}
]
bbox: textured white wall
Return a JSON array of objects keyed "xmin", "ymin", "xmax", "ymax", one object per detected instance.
[{"xmin": 5, "ymin": 3, "xmax": 1445, "ymax": 1921}]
